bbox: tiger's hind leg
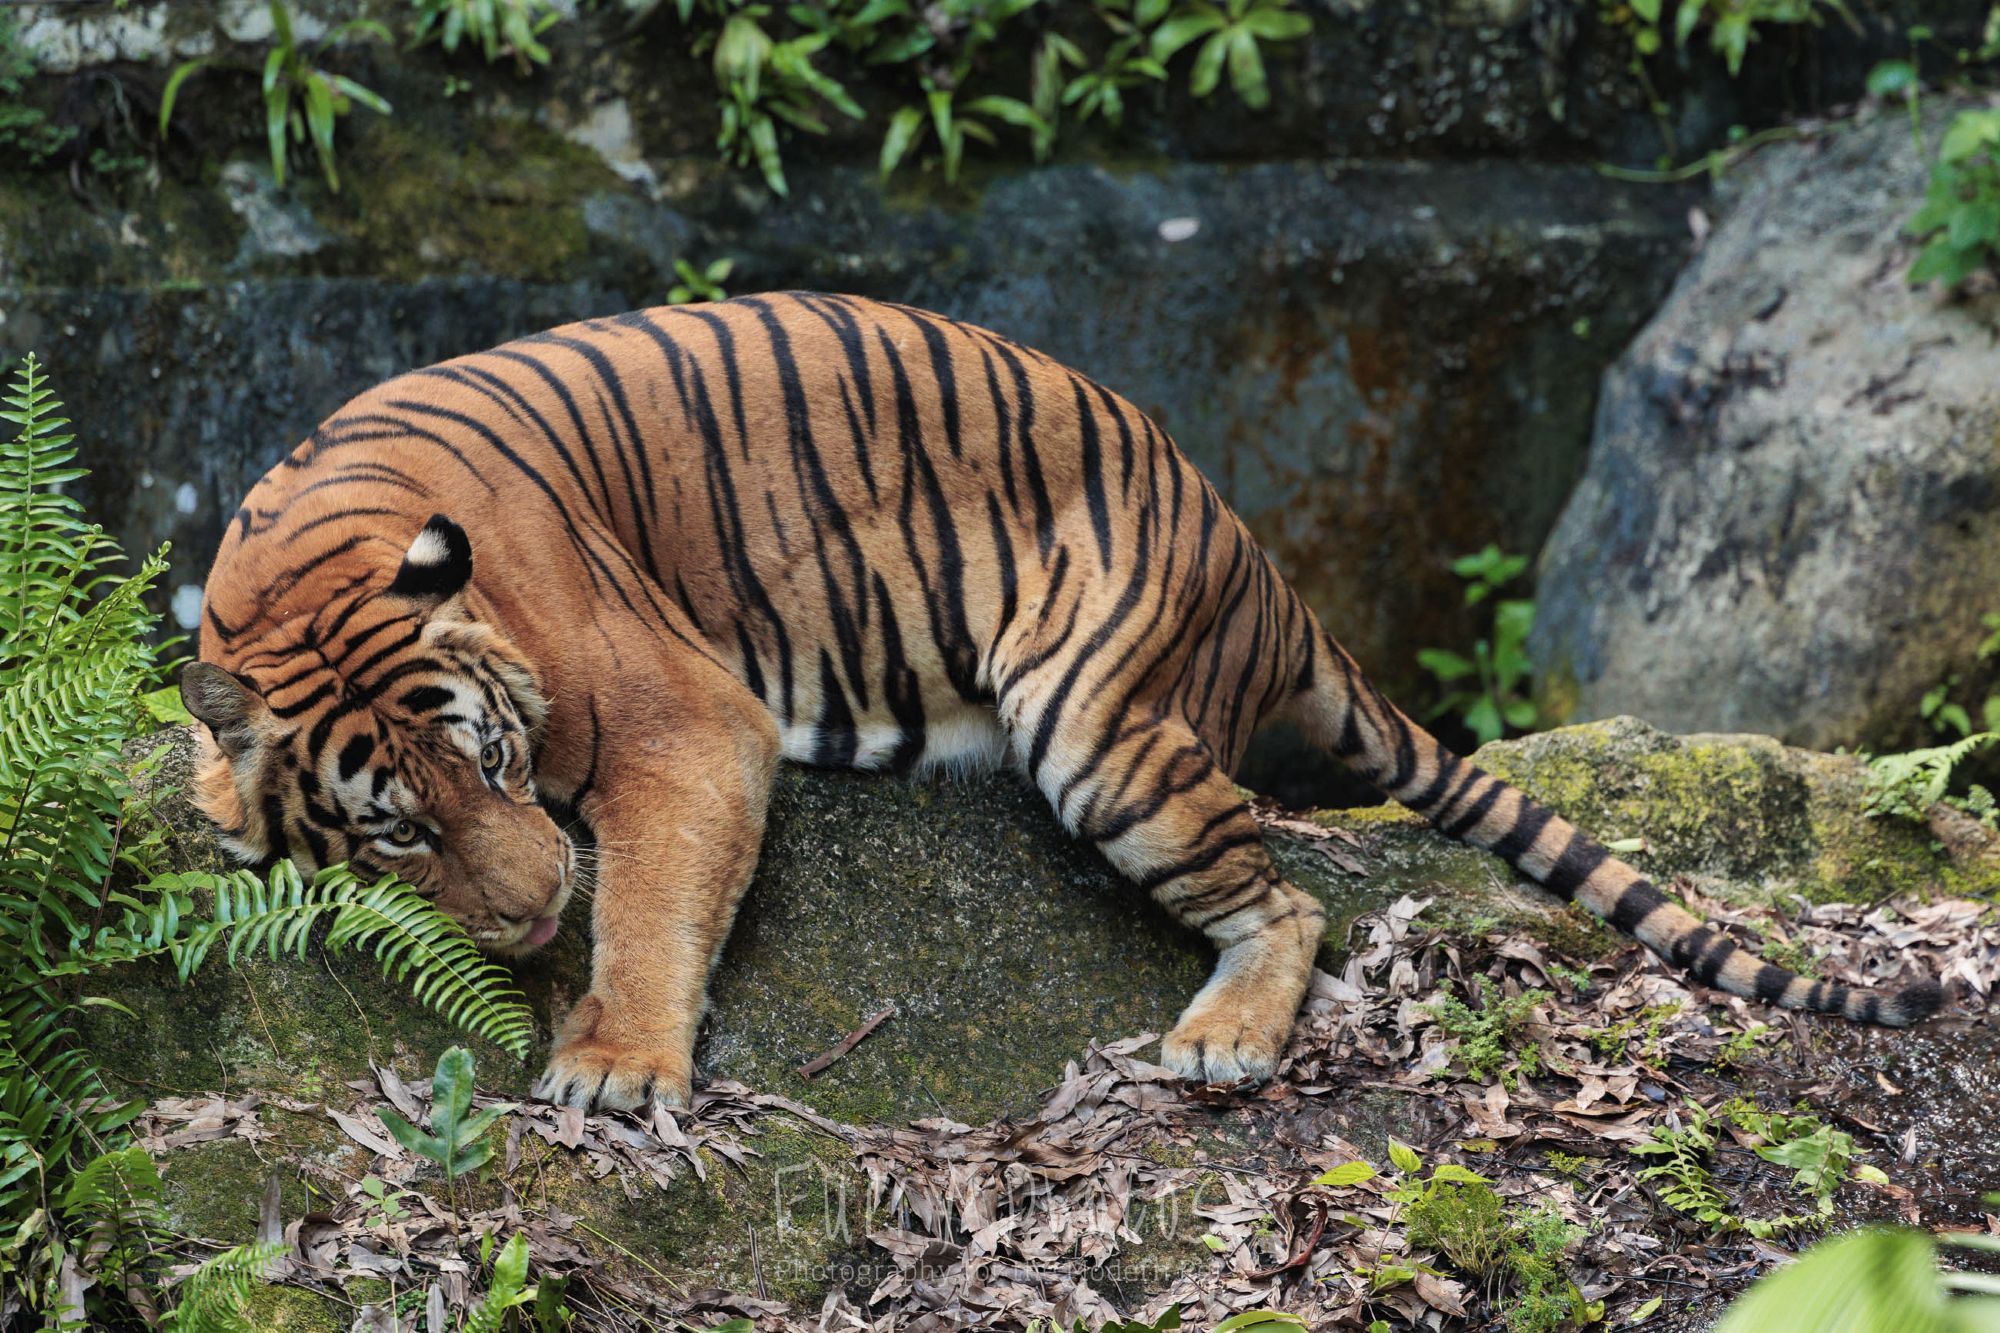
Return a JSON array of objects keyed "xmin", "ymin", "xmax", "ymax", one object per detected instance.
[{"xmin": 1033, "ymin": 716, "xmax": 1326, "ymax": 1083}]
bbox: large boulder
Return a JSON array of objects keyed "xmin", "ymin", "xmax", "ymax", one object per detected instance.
[
  {"xmin": 84, "ymin": 717, "xmax": 1997, "ymax": 1322},
  {"xmin": 1532, "ymin": 97, "xmax": 2000, "ymax": 751}
]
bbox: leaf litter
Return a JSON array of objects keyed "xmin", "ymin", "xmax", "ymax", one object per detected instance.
[{"xmin": 131, "ymin": 852, "xmax": 2000, "ymax": 1329}]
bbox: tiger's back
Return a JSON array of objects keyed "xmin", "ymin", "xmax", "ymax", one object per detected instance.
[{"xmin": 190, "ymin": 293, "xmax": 1940, "ymax": 1111}]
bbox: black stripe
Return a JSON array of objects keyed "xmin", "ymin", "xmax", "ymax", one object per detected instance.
[
  {"xmin": 1605, "ymin": 878, "xmax": 1667, "ymax": 934},
  {"xmin": 1488, "ymin": 801, "xmax": 1554, "ymax": 863},
  {"xmin": 1541, "ymin": 837, "xmax": 1609, "ymax": 898},
  {"xmin": 1070, "ymin": 377, "xmax": 1113, "ymax": 572}
]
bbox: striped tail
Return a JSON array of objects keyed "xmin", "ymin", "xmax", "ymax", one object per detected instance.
[{"xmin": 1294, "ymin": 632, "xmax": 1942, "ymax": 1027}]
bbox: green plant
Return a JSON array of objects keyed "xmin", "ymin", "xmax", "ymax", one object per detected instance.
[
  {"xmin": 1351, "ymin": 1146, "xmax": 1594, "ymax": 1333},
  {"xmin": 1865, "ymin": 732, "xmax": 1999, "ymax": 825},
  {"xmin": 710, "ymin": 9, "xmax": 863, "ymax": 196},
  {"xmin": 1404, "ymin": 1175, "xmax": 1510, "ymax": 1276},
  {"xmin": 874, "ymin": 0, "xmax": 1049, "ymax": 185},
  {"xmin": 467, "ymin": 1231, "xmax": 535, "ymax": 1333},
  {"xmin": 1608, "ymin": 0, "xmax": 1836, "ymax": 77},
  {"xmin": 1035, "ymin": 13, "xmax": 1164, "ymax": 133},
  {"xmin": 1421, "ymin": 980, "xmax": 1549, "ymax": 1085},
  {"xmin": 1417, "ymin": 546, "xmax": 1539, "ymax": 746},
  {"xmin": 161, "ymin": 1, "xmax": 392, "ymax": 192},
  {"xmin": 410, "ymin": 0, "xmax": 563, "ymax": 73},
  {"xmin": 660, "ymin": 0, "xmax": 1309, "ymax": 193},
  {"xmin": 668, "ymin": 256, "xmax": 734, "ymax": 304},
  {"xmin": 1908, "ymin": 108, "xmax": 2000, "ymax": 287},
  {"xmin": 0, "ymin": 354, "xmax": 532, "ymax": 1324},
  {"xmin": 1631, "ymin": 1099, "xmax": 1857, "ymax": 1237},
  {"xmin": 1147, "ymin": 0, "xmax": 1310, "ymax": 110},
  {"xmin": 376, "ymin": 1046, "xmax": 516, "ymax": 1187},
  {"xmin": 159, "ymin": 1242, "xmax": 287, "ymax": 1332},
  {"xmin": 1717, "ymin": 1225, "xmax": 2000, "ymax": 1332},
  {"xmin": 0, "ymin": 14, "xmax": 76, "ymax": 165}
]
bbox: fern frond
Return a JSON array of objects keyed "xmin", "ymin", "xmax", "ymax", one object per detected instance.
[
  {"xmin": 105, "ymin": 863, "xmax": 535, "ymax": 1060},
  {"xmin": 160, "ymin": 1241, "xmax": 285, "ymax": 1333}
]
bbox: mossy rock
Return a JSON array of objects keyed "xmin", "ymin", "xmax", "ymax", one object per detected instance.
[
  {"xmin": 88, "ymin": 716, "xmax": 1987, "ymax": 1307},
  {"xmin": 1472, "ymin": 715, "xmax": 2000, "ymax": 904}
]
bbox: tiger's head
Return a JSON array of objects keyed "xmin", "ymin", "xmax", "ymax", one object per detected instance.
[{"xmin": 180, "ymin": 514, "xmax": 576, "ymax": 956}]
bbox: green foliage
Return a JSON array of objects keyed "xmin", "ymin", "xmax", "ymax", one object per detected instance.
[
  {"xmin": 1908, "ymin": 108, "xmax": 2000, "ymax": 287},
  {"xmin": 1404, "ymin": 1174, "xmax": 1510, "ymax": 1275},
  {"xmin": 159, "ymin": 1242, "xmax": 286, "ymax": 1333},
  {"xmin": 1421, "ymin": 979, "xmax": 1549, "ymax": 1085},
  {"xmin": 1865, "ymin": 732, "xmax": 1998, "ymax": 826},
  {"xmin": 0, "ymin": 354, "xmax": 532, "ymax": 1324},
  {"xmin": 710, "ymin": 10, "xmax": 863, "ymax": 196},
  {"xmin": 1146, "ymin": 0, "xmax": 1310, "ymax": 110},
  {"xmin": 1362, "ymin": 1144, "xmax": 1595, "ymax": 1332},
  {"xmin": 376, "ymin": 1046, "xmax": 517, "ymax": 1183},
  {"xmin": 664, "ymin": 0, "xmax": 1310, "ymax": 193},
  {"xmin": 411, "ymin": 0, "xmax": 564, "ymax": 73},
  {"xmin": 161, "ymin": 1, "xmax": 393, "ymax": 192},
  {"xmin": 0, "ymin": 15, "xmax": 76, "ymax": 165},
  {"xmin": 1717, "ymin": 1226, "xmax": 2000, "ymax": 1333},
  {"xmin": 668, "ymin": 256, "xmax": 734, "ymax": 304},
  {"xmin": 1631, "ymin": 1099, "xmax": 1857, "ymax": 1237},
  {"xmin": 1418, "ymin": 546, "xmax": 1539, "ymax": 746},
  {"xmin": 467, "ymin": 1231, "xmax": 535, "ymax": 1333},
  {"xmin": 1607, "ymin": 0, "xmax": 1834, "ymax": 77}
]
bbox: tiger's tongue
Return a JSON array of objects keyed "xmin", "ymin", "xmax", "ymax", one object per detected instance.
[{"xmin": 523, "ymin": 915, "xmax": 561, "ymax": 949}]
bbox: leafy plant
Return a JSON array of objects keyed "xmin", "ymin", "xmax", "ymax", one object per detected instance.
[
  {"xmin": 467, "ymin": 1231, "xmax": 535, "ymax": 1333},
  {"xmin": 1717, "ymin": 1225, "xmax": 2000, "ymax": 1333},
  {"xmin": 660, "ymin": 0, "xmax": 1309, "ymax": 193},
  {"xmin": 1334, "ymin": 1145, "xmax": 1595, "ymax": 1332},
  {"xmin": 1418, "ymin": 546, "xmax": 1539, "ymax": 746},
  {"xmin": 1631, "ymin": 1099, "xmax": 1858, "ymax": 1237},
  {"xmin": 1607, "ymin": 0, "xmax": 1835, "ymax": 77},
  {"xmin": 159, "ymin": 1242, "xmax": 287, "ymax": 1333},
  {"xmin": 376, "ymin": 1045, "xmax": 517, "ymax": 1186},
  {"xmin": 668, "ymin": 255, "xmax": 734, "ymax": 304},
  {"xmin": 410, "ymin": 0, "xmax": 564, "ymax": 73},
  {"xmin": 0, "ymin": 354, "xmax": 532, "ymax": 1324},
  {"xmin": 711, "ymin": 10, "xmax": 862, "ymax": 196},
  {"xmin": 1865, "ymin": 732, "xmax": 1998, "ymax": 825},
  {"xmin": 0, "ymin": 14, "xmax": 76, "ymax": 165},
  {"xmin": 1148, "ymin": 0, "xmax": 1311, "ymax": 110},
  {"xmin": 880, "ymin": 81, "xmax": 1047, "ymax": 184},
  {"xmin": 1907, "ymin": 108, "xmax": 2000, "ymax": 287},
  {"xmin": 1421, "ymin": 980, "xmax": 1549, "ymax": 1085},
  {"xmin": 161, "ymin": 1, "xmax": 392, "ymax": 192}
]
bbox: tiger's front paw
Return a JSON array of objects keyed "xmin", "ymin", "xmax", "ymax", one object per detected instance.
[
  {"xmin": 531, "ymin": 994, "xmax": 691, "ymax": 1113},
  {"xmin": 1159, "ymin": 995, "xmax": 1291, "ymax": 1086}
]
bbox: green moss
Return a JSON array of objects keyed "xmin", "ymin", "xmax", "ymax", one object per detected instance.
[
  {"xmin": 239, "ymin": 1285, "xmax": 348, "ymax": 1331},
  {"xmin": 313, "ymin": 110, "xmax": 619, "ymax": 282}
]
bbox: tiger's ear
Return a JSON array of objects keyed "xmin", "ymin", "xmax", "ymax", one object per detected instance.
[
  {"xmin": 180, "ymin": 662, "xmax": 270, "ymax": 760},
  {"xmin": 387, "ymin": 514, "xmax": 472, "ymax": 608}
]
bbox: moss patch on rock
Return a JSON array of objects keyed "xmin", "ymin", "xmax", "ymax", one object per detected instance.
[{"xmin": 1472, "ymin": 716, "xmax": 2000, "ymax": 905}]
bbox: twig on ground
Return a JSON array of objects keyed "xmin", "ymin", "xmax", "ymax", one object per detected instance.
[{"xmin": 797, "ymin": 1004, "xmax": 897, "ymax": 1080}]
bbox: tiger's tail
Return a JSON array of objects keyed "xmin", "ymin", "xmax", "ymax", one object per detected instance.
[{"xmin": 1290, "ymin": 630, "xmax": 1942, "ymax": 1027}]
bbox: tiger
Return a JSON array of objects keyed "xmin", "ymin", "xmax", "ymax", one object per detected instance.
[{"xmin": 180, "ymin": 293, "xmax": 1942, "ymax": 1113}]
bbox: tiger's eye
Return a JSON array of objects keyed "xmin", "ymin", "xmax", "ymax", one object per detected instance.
[
  {"xmin": 388, "ymin": 819, "xmax": 422, "ymax": 846},
  {"xmin": 480, "ymin": 741, "xmax": 504, "ymax": 772}
]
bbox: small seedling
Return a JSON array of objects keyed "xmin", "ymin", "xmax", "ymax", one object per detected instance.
[{"xmin": 376, "ymin": 1045, "xmax": 516, "ymax": 1184}]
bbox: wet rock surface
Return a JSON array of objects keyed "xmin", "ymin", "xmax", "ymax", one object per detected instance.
[{"xmin": 1533, "ymin": 96, "xmax": 2000, "ymax": 752}]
